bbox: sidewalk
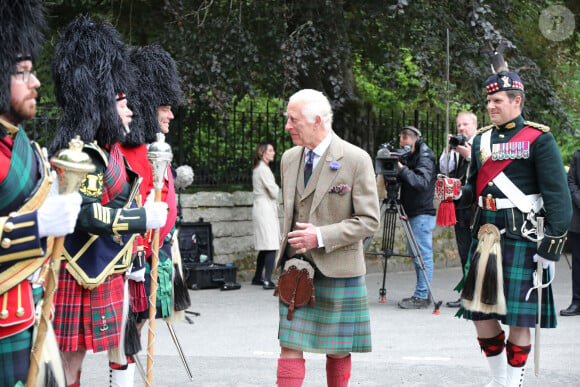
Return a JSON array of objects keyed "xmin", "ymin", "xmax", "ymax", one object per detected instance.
[{"xmin": 81, "ymin": 258, "xmax": 579, "ymax": 386}]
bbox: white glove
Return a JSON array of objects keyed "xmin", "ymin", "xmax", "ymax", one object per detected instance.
[
  {"xmin": 37, "ymin": 193, "xmax": 82, "ymax": 238},
  {"xmin": 126, "ymin": 263, "xmax": 146, "ymax": 282},
  {"xmin": 533, "ymin": 253, "xmax": 555, "ymax": 271},
  {"xmin": 144, "ymin": 190, "xmax": 155, "ymax": 206},
  {"xmin": 144, "ymin": 200, "xmax": 168, "ymax": 230}
]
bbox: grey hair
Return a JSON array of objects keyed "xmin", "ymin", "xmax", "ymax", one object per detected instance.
[{"xmin": 289, "ymin": 89, "xmax": 333, "ymax": 131}]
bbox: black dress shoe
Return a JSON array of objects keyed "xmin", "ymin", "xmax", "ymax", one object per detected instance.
[
  {"xmin": 262, "ymin": 281, "xmax": 275, "ymax": 290},
  {"xmin": 251, "ymin": 279, "xmax": 264, "ymax": 286},
  {"xmin": 560, "ymin": 304, "xmax": 580, "ymax": 316},
  {"xmin": 446, "ymin": 298, "xmax": 461, "ymax": 308}
]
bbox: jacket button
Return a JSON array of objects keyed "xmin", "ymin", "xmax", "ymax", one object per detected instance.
[
  {"xmin": 3, "ymin": 222, "xmax": 14, "ymax": 233},
  {"xmin": 1, "ymin": 238, "xmax": 11, "ymax": 249},
  {"xmin": 487, "ymin": 182, "xmax": 494, "ymax": 187}
]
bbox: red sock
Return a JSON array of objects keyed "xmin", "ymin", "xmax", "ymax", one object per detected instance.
[
  {"xmin": 477, "ymin": 330, "xmax": 506, "ymax": 357},
  {"xmin": 506, "ymin": 341, "xmax": 531, "ymax": 367},
  {"xmin": 277, "ymin": 358, "xmax": 305, "ymax": 387},
  {"xmin": 326, "ymin": 355, "xmax": 351, "ymax": 387},
  {"xmin": 68, "ymin": 370, "xmax": 81, "ymax": 386}
]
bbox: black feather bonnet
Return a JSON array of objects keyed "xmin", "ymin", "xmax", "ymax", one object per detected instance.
[
  {"xmin": 0, "ymin": 0, "xmax": 46, "ymax": 115},
  {"xmin": 123, "ymin": 44, "xmax": 184, "ymax": 146},
  {"xmin": 50, "ymin": 16, "xmax": 134, "ymax": 153}
]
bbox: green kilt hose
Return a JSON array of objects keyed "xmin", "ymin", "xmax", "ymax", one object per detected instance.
[
  {"xmin": 53, "ymin": 264, "xmax": 125, "ymax": 353},
  {"xmin": 278, "ymin": 273, "xmax": 372, "ymax": 354},
  {"xmin": 462, "ymin": 209, "xmax": 556, "ymax": 328}
]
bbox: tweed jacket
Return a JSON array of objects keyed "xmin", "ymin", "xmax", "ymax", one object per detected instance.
[{"xmin": 277, "ymin": 133, "xmax": 380, "ymax": 278}]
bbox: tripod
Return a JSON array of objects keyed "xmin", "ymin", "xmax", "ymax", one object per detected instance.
[{"xmin": 367, "ymin": 179, "xmax": 442, "ymax": 314}]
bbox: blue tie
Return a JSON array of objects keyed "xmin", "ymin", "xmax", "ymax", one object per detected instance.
[{"xmin": 304, "ymin": 150, "xmax": 315, "ymax": 185}]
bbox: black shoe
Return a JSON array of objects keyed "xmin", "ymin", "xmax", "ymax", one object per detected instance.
[
  {"xmin": 446, "ymin": 298, "xmax": 461, "ymax": 308},
  {"xmin": 251, "ymin": 279, "xmax": 264, "ymax": 286},
  {"xmin": 398, "ymin": 296, "xmax": 430, "ymax": 309},
  {"xmin": 560, "ymin": 304, "xmax": 580, "ymax": 316},
  {"xmin": 262, "ymin": 281, "xmax": 275, "ymax": 290}
]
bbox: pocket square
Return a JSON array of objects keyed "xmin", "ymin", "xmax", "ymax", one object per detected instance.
[{"xmin": 328, "ymin": 184, "xmax": 351, "ymax": 195}]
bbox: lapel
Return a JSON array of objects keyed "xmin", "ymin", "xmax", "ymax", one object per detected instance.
[
  {"xmin": 309, "ymin": 134, "xmax": 344, "ymax": 212},
  {"xmin": 283, "ymin": 147, "xmax": 303, "ymax": 224}
]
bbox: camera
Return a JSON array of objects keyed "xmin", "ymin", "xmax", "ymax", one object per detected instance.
[
  {"xmin": 449, "ymin": 134, "xmax": 466, "ymax": 149},
  {"xmin": 375, "ymin": 141, "xmax": 411, "ymax": 181}
]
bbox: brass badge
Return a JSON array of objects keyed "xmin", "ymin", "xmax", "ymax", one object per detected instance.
[{"xmin": 79, "ymin": 172, "xmax": 104, "ymax": 197}]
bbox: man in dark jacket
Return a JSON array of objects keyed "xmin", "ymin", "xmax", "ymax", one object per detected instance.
[
  {"xmin": 561, "ymin": 149, "xmax": 580, "ymax": 316},
  {"xmin": 396, "ymin": 126, "xmax": 437, "ymax": 309}
]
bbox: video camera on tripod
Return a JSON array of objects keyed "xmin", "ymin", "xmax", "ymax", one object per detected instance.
[{"xmin": 375, "ymin": 141, "xmax": 411, "ymax": 182}]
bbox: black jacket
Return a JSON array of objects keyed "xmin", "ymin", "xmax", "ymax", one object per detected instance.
[
  {"xmin": 569, "ymin": 150, "xmax": 580, "ymax": 233},
  {"xmin": 398, "ymin": 141, "xmax": 436, "ymax": 217}
]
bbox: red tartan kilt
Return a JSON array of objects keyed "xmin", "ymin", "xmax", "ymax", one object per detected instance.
[{"xmin": 53, "ymin": 262, "xmax": 124, "ymax": 352}]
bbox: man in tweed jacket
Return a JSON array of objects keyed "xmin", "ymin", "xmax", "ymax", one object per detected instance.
[{"xmin": 275, "ymin": 89, "xmax": 379, "ymax": 387}]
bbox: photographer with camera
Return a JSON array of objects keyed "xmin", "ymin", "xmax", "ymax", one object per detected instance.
[
  {"xmin": 390, "ymin": 126, "xmax": 437, "ymax": 309},
  {"xmin": 439, "ymin": 111, "xmax": 477, "ymax": 308}
]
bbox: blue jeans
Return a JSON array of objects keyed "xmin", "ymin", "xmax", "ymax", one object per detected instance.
[{"xmin": 408, "ymin": 214, "xmax": 436, "ymax": 299}]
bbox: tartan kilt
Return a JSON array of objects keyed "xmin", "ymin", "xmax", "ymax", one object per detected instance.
[
  {"xmin": 278, "ymin": 273, "xmax": 372, "ymax": 354},
  {"xmin": 54, "ymin": 262, "xmax": 124, "ymax": 352},
  {"xmin": 0, "ymin": 286, "xmax": 42, "ymax": 386},
  {"xmin": 462, "ymin": 209, "xmax": 556, "ymax": 328}
]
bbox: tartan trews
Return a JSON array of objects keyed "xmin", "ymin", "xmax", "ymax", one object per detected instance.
[{"xmin": 278, "ymin": 273, "xmax": 372, "ymax": 354}]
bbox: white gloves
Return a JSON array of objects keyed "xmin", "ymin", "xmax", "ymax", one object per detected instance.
[
  {"xmin": 144, "ymin": 199, "xmax": 168, "ymax": 230},
  {"xmin": 37, "ymin": 193, "xmax": 82, "ymax": 238},
  {"xmin": 533, "ymin": 253, "xmax": 555, "ymax": 272}
]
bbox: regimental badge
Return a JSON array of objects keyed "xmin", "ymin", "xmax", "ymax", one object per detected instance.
[
  {"xmin": 501, "ymin": 75, "xmax": 511, "ymax": 88},
  {"xmin": 80, "ymin": 172, "xmax": 104, "ymax": 197},
  {"xmin": 480, "ymin": 148, "xmax": 491, "ymax": 163}
]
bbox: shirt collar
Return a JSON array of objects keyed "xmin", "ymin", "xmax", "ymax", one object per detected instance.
[{"xmin": 304, "ymin": 131, "xmax": 332, "ymax": 159}]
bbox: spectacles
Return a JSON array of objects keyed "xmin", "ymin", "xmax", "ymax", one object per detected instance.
[{"xmin": 13, "ymin": 70, "xmax": 37, "ymax": 83}]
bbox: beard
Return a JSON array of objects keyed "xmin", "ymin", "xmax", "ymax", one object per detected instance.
[{"xmin": 8, "ymin": 92, "xmax": 38, "ymax": 124}]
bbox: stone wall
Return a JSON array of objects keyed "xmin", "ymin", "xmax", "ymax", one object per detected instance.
[{"xmin": 179, "ymin": 192, "xmax": 462, "ymax": 280}]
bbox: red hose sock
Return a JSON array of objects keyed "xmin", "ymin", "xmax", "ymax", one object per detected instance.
[
  {"xmin": 506, "ymin": 341, "xmax": 531, "ymax": 367},
  {"xmin": 326, "ymin": 355, "xmax": 351, "ymax": 387},
  {"xmin": 477, "ymin": 330, "xmax": 506, "ymax": 357},
  {"xmin": 277, "ymin": 358, "xmax": 306, "ymax": 387}
]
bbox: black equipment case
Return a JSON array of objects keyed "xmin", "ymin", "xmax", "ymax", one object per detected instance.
[{"xmin": 178, "ymin": 218, "xmax": 240, "ymax": 290}]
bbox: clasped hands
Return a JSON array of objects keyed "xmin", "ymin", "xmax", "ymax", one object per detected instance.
[{"xmin": 288, "ymin": 222, "xmax": 318, "ymax": 254}]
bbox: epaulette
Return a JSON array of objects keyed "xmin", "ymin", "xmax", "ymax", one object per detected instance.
[
  {"xmin": 83, "ymin": 141, "xmax": 109, "ymax": 167},
  {"xmin": 524, "ymin": 121, "xmax": 551, "ymax": 133},
  {"xmin": 476, "ymin": 124, "xmax": 494, "ymax": 135}
]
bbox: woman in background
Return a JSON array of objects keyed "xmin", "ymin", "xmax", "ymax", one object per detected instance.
[{"xmin": 251, "ymin": 142, "xmax": 280, "ymax": 290}]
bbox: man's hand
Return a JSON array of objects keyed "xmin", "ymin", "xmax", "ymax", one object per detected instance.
[
  {"xmin": 455, "ymin": 143, "xmax": 471, "ymax": 159},
  {"xmin": 288, "ymin": 222, "xmax": 318, "ymax": 254}
]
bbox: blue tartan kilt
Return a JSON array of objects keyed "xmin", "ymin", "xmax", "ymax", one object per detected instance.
[
  {"xmin": 0, "ymin": 286, "xmax": 42, "ymax": 386},
  {"xmin": 278, "ymin": 273, "xmax": 372, "ymax": 354},
  {"xmin": 462, "ymin": 209, "xmax": 556, "ymax": 328}
]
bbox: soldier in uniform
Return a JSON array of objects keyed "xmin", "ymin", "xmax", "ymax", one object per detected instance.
[
  {"xmin": 49, "ymin": 17, "xmax": 168, "ymax": 386},
  {"xmin": 455, "ymin": 61, "xmax": 571, "ymax": 386},
  {"xmin": 0, "ymin": 1, "xmax": 82, "ymax": 385},
  {"xmin": 111, "ymin": 44, "xmax": 186, "ymax": 385}
]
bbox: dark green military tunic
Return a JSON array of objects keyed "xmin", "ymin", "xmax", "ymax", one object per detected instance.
[{"xmin": 460, "ymin": 114, "xmax": 571, "ymax": 328}]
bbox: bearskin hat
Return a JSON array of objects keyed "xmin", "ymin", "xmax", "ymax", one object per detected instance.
[
  {"xmin": 0, "ymin": 0, "xmax": 46, "ymax": 114},
  {"xmin": 50, "ymin": 16, "xmax": 134, "ymax": 154},
  {"xmin": 123, "ymin": 44, "xmax": 184, "ymax": 146}
]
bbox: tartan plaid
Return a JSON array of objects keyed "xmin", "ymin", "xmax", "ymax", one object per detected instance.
[
  {"xmin": 53, "ymin": 264, "xmax": 124, "ymax": 352},
  {"xmin": 0, "ymin": 286, "xmax": 42, "ymax": 386},
  {"xmin": 462, "ymin": 209, "xmax": 556, "ymax": 328},
  {"xmin": 278, "ymin": 273, "xmax": 372, "ymax": 354},
  {"xmin": 0, "ymin": 130, "xmax": 36, "ymax": 214},
  {"xmin": 101, "ymin": 144, "xmax": 128, "ymax": 206}
]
